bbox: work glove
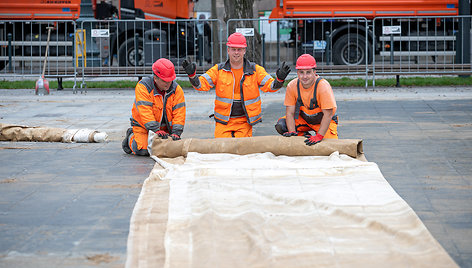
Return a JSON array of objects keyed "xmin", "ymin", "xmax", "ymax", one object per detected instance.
[
  {"xmin": 276, "ymin": 61, "xmax": 291, "ymax": 82},
  {"xmin": 282, "ymin": 131, "xmax": 297, "ymax": 137},
  {"xmin": 155, "ymin": 130, "xmax": 169, "ymax": 139},
  {"xmin": 182, "ymin": 59, "xmax": 196, "ymax": 77},
  {"xmin": 304, "ymin": 133, "xmax": 323, "ymax": 146},
  {"xmin": 170, "ymin": 133, "xmax": 181, "ymax": 141}
]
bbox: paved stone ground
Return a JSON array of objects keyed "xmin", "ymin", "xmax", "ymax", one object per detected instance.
[{"xmin": 0, "ymin": 86, "xmax": 471, "ymax": 267}]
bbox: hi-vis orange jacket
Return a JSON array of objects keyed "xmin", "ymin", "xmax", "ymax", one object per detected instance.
[
  {"xmin": 191, "ymin": 58, "xmax": 280, "ymax": 125},
  {"xmin": 130, "ymin": 76, "xmax": 186, "ymax": 135}
]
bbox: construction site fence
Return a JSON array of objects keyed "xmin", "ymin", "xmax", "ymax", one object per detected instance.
[{"xmin": 0, "ymin": 16, "xmax": 471, "ymax": 90}]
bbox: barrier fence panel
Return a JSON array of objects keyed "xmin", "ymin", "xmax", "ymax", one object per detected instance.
[
  {"xmin": 227, "ymin": 17, "xmax": 369, "ymax": 85},
  {"xmin": 0, "ymin": 20, "xmax": 77, "ymax": 87},
  {"xmin": 372, "ymin": 15, "xmax": 472, "ymax": 86},
  {"xmin": 77, "ymin": 18, "xmax": 224, "ymax": 88}
]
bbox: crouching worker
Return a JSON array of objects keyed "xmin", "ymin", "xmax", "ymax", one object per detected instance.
[
  {"xmin": 122, "ymin": 58, "xmax": 186, "ymax": 156},
  {"xmin": 275, "ymin": 54, "xmax": 338, "ymax": 146}
]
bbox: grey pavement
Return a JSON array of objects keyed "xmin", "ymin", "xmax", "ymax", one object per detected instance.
[{"xmin": 0, "ymin": 86, "xmax": 472, "ymax": 267}]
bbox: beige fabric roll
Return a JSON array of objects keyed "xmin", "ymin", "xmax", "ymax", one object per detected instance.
[
  {"xmin": 0, "ymin": 123, "xmax": 108, "ymax": 143},
  {"xmin": 0, "ymin": 123, "xmax": 66, "ymax": 142},
  {"xmin": 151, "ymin": 136, "xmax": 364, "ymax": 160}
]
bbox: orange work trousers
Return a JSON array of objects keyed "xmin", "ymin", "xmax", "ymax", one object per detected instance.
[
  {"xmin": 129, "ymin": 126, "xmax": 150, "ymax": 155},
  {"xmin": 214, "ymin": 116, "xmax": 252, "ymax": 138},
  {"xmin": 277, "ymin": 115, "xmax": 338, "ymax": 139}
]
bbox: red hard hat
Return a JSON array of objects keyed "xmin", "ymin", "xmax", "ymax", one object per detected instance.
[
  {"xmin": 152, "ymin": 58, "xmax": 176, "ymax": 82},
  {"xmin": 227, "ymin": 32, "xmax": 247, "ymax": 48},
  {"xmin": 296, "ymin": 54, "xmax": 317, "ymax": 69}
]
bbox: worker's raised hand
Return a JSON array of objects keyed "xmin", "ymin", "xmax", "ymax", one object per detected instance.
[
  {"xmin": 182, "ymin": 59, "xmax": 196, "ymax": 77},
  {"xmin": 170, "ymin": 133, "xmax": 181, "ymax": 141},
  {"xmin": 155, "ymin": 130, "xmax": 169, "ymax": 139},
  {"xmin": 276, "ymin": 62, "xmax": 291, "ymax": 81},
  {"xmin": 282, "ymin": 131, "xmax": 297, "ymax": 137},
  {"xmin": 304, "ymin": 133, "xmax": 323, "ymax": 146}
]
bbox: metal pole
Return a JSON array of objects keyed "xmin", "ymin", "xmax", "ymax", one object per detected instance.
[
  {"xmin": 262, "ymin": 33, "xmax": 266, "ymax": 67},
  {"xmin": 325, "ymin": 31, "xmax": 331, "ymax": 65},
  {"xmin": 7, "ymin": 33, "xmax": 12, "ymax": 72},
  {"xmin": 134, "ymin": 33, "xmax": 139, "ymax": 67},
  {"xmin": 276, "ymin": 20, "xmax": 280, "ymax": 66},
  {"xmin": 458, "ymin": 0, "xmax": 471, "ymax": 77}
]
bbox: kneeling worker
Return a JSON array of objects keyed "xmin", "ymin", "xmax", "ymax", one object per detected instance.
[
  {"xmin": 275, "ymin": 54, "xmax": 338, "ymax": 146},
  {"xmin": 122, "ymin": 58, "xmax": 186, "ymax": 156}
]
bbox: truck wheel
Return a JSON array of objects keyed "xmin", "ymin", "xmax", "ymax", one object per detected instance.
[
  {"xmin": 118, "ymin": 37, "xmax": 144, "ymax": 66},
  {"xmin": 332, "ymin": 34, "xmax": 371, "ymax": 65}
]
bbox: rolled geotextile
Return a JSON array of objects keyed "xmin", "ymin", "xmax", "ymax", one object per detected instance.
[
  {"xmin": 150, "ymin": 136, "xmax": 364, "ymax": 159},
  {"xmin": 0, "ymin": 123, "xmax": 107, "ymax": 143}
]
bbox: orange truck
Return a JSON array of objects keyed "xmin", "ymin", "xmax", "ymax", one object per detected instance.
[
  {"xmin": 0, "ymin": 0, "xmax": 197, "ymax": 68},
  {"xmin": 270, "ymin": 0, "xmax": 461, "ymax": 65}
]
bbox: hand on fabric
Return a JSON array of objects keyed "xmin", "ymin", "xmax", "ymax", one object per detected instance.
[
  {"xmin": 276, "ymin": 61, "xmax": 291, "ymax": 81},
  {"xmin": 170, "ymin": 133, "xmax": 181, "ymax": 141},
  {"xmin": 155, "ymin": 130, "xmax": 169, "ymax": 139},
  {"xmin": 304, "ymin": 133, "xmax": 323, "ymax": 146},
  {"xmin": 282, "ymin": 131, "xmax": 297, "ymax": 137},
  {"xmin": 182, "ymin": 59, "xmax": 196, "ymax": 77}
]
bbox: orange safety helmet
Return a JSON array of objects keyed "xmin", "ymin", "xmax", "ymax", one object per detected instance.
[
  {"xmin": 296, "ymin": 54, "xmax": 317, "ymax": 69},
  {"xmin": 227, "ymin": 32, "xmax": 247, "ymax": 48},
  {"xmin": 152, "ymin": 58, "xmax": 176, "ymax": 82}
]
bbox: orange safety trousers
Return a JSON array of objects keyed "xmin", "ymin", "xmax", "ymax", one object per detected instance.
[
  {"xmin": 214, "ymin": 116, "xmax": 252, "ymax": 138},
  {"xmin": 128, "ymin": 126, "xmax": 151, "ymax": 155},
  {"xmin": 278, "ymin": 115, "xmax": 338, "ymax": 139}
]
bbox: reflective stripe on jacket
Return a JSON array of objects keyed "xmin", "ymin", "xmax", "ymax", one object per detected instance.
[
  {"xmin": 130, "ymin": 76, "xmax": 186, "ymax": 135},
  {"xmin": 192, "ymin": 58, "xmax": 279, "ymax": 125}
]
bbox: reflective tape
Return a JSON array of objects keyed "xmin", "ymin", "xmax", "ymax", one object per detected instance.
[
  {"xmin": 216, "ymin": 95, "xmax": 233, "ymax": 104},
  {"xmin": 202, "ymin": 73, "xmax": 215, "ymax": 87},
  {"xmin": 172, "ymin": 102, "xmax": 186, "ymax": 110},
  {"xmin": 244, "ymin": 96, "xmax": 261, "ymax": 106},
  {"xmin": 136, "ymin": 100, "xmax": 153, "ymax": 106}
]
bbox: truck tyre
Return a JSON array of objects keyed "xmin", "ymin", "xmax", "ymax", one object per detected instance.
[
  {"xmin": 332, "ymin": 34, "xmax": 371, "ymax": 65},
  {"xmin": 118, "ymin": 37, "xmax": 144, "ymax": 66}
]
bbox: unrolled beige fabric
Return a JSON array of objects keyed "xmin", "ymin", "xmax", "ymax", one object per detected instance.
[
  {"xmin": 126, "ymin": 152, "xmax": 457, "ymax": 268},
  {"xmin": 151, "ymin": 136, "xmax": 364, "ymax": 160}
]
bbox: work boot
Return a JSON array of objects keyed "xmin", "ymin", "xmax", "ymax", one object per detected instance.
[{"xmin": 122, "ymin": 127, "xmax": 133, "ymax": 154}]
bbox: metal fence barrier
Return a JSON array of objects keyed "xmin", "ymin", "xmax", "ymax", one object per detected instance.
[
  {"xmin": 0, "ymin": 20, "xmax": 77, "ymax": 89},
  {"xmin": 1, "ymin": 16, "xmax": 472, "ymax": 90},
  {"xmin": 76, "ymin": 18, "xmax": 224, "ymax": 89},
  {"xmin": 227, "ymin": 17, "xmax": 370, "ymax": 87},
  {"xmin": 372, "ymin": 15, "xmax": 472, "ymax": 87}
]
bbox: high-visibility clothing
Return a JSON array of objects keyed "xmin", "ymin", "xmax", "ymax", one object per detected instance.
[
  {"xmin": 129, "ymin": 76, "xmax": 186, "ymax": 151},
  {"xmin": 284, "ymin": 76, "xmax": 337, "ymax": 126},
  {"xmin": 278, "ymin": 75, "xmax": 338, "ymax": 138},
  {"xmin": 214, "ymin": 117, "xmax": 252, "ymax": 138},
  {"xmin": 276, "ymin": 116, "xmax": 338, "ymax": 139},
  {"xmin": 191, "ymin": 58, "xmax": 280, "ymax": 127}
]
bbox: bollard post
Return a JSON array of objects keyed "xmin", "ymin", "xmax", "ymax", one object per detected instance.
[{"xmin": 7, "ymin": 33, "xmax": 12, "ymax": 72}]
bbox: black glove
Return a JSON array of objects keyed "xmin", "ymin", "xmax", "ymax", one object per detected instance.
[
  {"xmin": 282, "ymin": 131, "xmax": 297, "ymax": 137},
  {"xmin": 276, "ymin": 61, "xmax": 291, "ymax": 81},
  {"xmin": 170, "ymin": 133, "xmax": 181, "ymax": 141},
  {"xmin": 304, "ymin": 133, "xmax": 323, "ymax": 146},
  {"xmin": 155, "ymin": 130, "xmax": 169, "ymax": 139},
  {"xmin": 182, "ymin": 59, "xmax": 196, "ymax": 77}
]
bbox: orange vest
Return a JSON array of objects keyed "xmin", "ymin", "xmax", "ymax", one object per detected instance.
[
  {"xmin": 130, "ymin": 77, "xmax": 186, "ymax": 135},
  {"xmin": 295, "ymin": 77, "xmax": 338, "ymax": 125},
  {"xmin": 193, "ymin": 58, "xmax": 279, "ymax": 125}
]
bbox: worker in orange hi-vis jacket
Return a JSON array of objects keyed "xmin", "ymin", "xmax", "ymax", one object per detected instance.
[
  {"xmin": 181, "ymin": 32, "xmax": 291, "ymax": 138},
  {"xmin": 122, "ymin": 58, "xmax": 186, "ymax": 156},
  {"xmin": 275, "ymin": 54, "xmax": 338, "ymax": 146}
]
